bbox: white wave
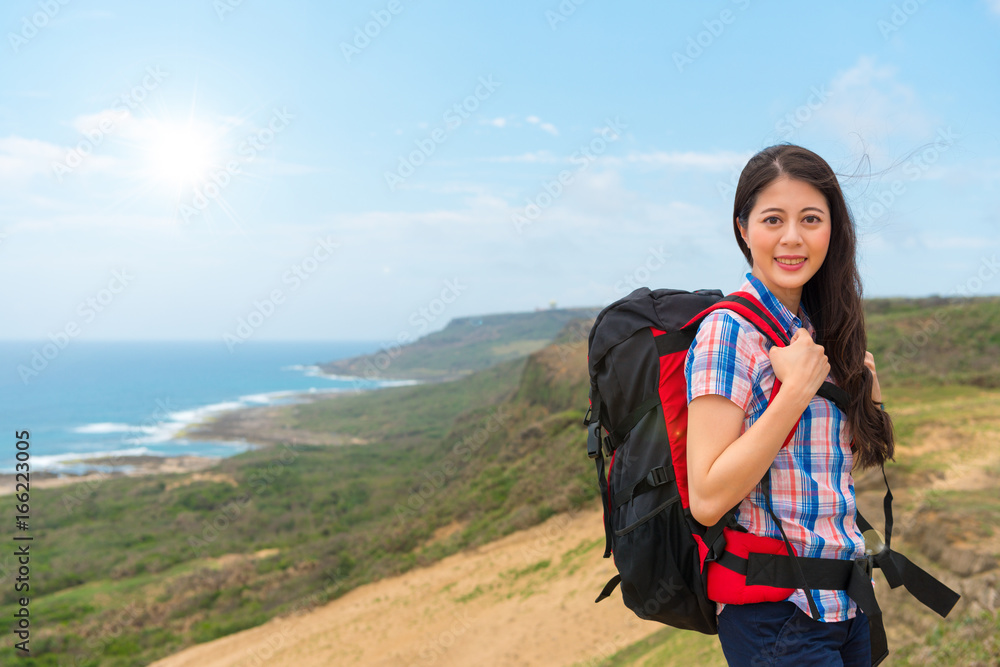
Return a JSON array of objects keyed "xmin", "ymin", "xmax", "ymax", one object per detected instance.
[
  {"xmin": 61, "ymin": 365, "xmax": 418, "ymax": 456},
  {"xmin": 314, "ymin": 371, "xmax": 421, "ymax": 387},
  {"xmin": 125, "ymin": 400, "xmax": 246, "ymax": 445},
  {"xmin": 71, "ymin": 422, "xmax": 134, "ymax": 434},
  {"xmin": 25, "ymin": 447, "xmax": 155, "ymax": 471}
]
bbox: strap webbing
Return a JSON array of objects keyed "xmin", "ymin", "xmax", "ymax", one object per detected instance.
[
  {"xmin": 872, "ymin": 549, "xmax": 959, "ymax": 617},
  {"xmin": 613, "ymin": 465, "xmax": 675, "ymax": 510},
  {"xmin": 816, "ymin": 382, "xmax": 851, "ymax": 414},
  {"xmin": 701, "ymin": 510, "xmax": 737, "ymax": 560},
  {"xmin": 595, "ymin": 574, "xmax": 621, "ymax": 603},
  {"xmin": 761, "ymin": 470, "xmax": 822, "ymax": 620},
  {"xmin": 611, "ymin": 395, "xmax": 660, "ymax": 445}
]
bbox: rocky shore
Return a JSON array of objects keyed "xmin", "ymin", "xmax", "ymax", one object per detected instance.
[{"xmin": 6, "ymin": 391, "xmax": 368, "ymax": 497}]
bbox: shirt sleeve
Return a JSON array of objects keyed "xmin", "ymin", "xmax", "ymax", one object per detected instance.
[{"xmin": 685, "ymin": 310, "xmax": 758, "ymax": 414}]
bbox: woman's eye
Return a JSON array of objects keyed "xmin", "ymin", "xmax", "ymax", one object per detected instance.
[
  {"xmin": 804, "ymin": 215, "xmax": 822, "ymax": 223},
  {"xmin": 764, "ymin": 216, "xmax": 780, "ymax": 225}
]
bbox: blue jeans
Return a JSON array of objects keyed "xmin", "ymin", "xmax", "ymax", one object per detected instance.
[{"xmin": 717, "ymin": 601, "xmax": 871, "ymax": 666}]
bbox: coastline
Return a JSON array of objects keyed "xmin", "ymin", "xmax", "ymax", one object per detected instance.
[
  {"xmin": 0, "ymin": 454, "xmax": 222, "ymax": 497},
  {"xmin": 177, "ymin": 391, "xmax": 369, "ymax": 447},
  {"xmin": 7, "ymin": 388, "xmax": 368, "ymax": 498}
]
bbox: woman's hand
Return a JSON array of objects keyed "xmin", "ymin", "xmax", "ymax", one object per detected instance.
[
  {"xmin": 769, "ymin": 328, "xmax": 830, "ymax": 403},
  {"xmin": 865, "ymin": 351, "xmax": 882, "ymax": 403}
]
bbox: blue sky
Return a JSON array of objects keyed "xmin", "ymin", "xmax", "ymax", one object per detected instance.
[{"xmin": 2, "ymin": 0, "xmax": 999, "ymax": 346}]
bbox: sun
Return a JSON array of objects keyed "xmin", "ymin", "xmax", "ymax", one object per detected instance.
[{"xmin": 143, "ymin": 121, "xmax": 219, "ymax": 189}]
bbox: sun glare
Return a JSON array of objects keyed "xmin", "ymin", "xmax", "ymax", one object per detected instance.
[{"xmin": 144, "ymin": 122, "xmax": 219, "ymax": 189}]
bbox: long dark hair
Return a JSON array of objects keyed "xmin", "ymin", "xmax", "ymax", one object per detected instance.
[{"xmin": 732, "ymin": 144, "xmax": 893, "ymax": 470}]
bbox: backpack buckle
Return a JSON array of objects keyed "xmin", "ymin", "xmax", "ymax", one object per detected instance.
[
  {"xmin": 587, "ymin": 422, "xmax": 602, "ymax": 459},
  {"xmin": 860, "ymin": 554, "xmax": 874, "ymax": 579},
  {"xmin": 646, "ymin": 466, "xmax": 674, "ymax": 487}
]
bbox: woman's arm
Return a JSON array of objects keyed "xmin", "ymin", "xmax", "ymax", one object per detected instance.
[
  {"xmin": 687, "ymin": 327, "xmax": 830, "ymax": 526},
  {"xmin": 687, "ymin": 386, "xmax": 813, "ymax": 526}
]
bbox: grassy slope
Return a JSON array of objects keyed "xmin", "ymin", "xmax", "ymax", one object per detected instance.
[
  {"xmin": 317, "ymin": 307, "xmax": 600, "ymax": 381},
  {"xmin": 6, "ymin": 296, "xmax": 998, "ymax": 665},
  {"xmin": 1, "ymin": 332, "xmax": 594, "ymax": 665},
  {"xmin": 864, "ymin": 295, "xmax": 1000, "ymax": 388}
]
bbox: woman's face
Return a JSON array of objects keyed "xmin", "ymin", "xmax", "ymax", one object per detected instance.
[{"xmin": 739, "ymin": 175, "xmax": 831, "ymax": 312}]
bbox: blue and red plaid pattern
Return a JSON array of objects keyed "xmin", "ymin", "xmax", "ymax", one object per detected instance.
[{"xmin": 684, "ymin": 272, "xmax": 866, "ymax": 622}]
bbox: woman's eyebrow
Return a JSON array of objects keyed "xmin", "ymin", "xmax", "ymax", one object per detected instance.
[{"xmin": 758, "ymin": 206, "xmax": 827, "ymax": 214}]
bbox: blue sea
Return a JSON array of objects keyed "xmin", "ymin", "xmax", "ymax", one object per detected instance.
[{"xmin": 1, "ymin": 340, "xmax": 405, "ymax": 475}]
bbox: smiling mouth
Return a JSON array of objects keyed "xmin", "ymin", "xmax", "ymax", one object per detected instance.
[{"xmin": 775, "ymin": 258, "xmax": 805, "ymax": 265}]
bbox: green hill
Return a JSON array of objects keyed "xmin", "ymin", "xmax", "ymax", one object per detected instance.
[
  {"xmin": 6, "ymin": 295, "xmax": 999, "ymax": 665},
  {"xmin": 317, "ymin": 307, "xmax": 601, "ymax": 382}
]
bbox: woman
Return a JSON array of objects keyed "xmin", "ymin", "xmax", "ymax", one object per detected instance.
[{"xmin": 684, "ymin": 144, "xmax": 894, "ymax": 666}]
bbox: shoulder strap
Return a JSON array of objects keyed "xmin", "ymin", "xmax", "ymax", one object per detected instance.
[{"xmin": 686, "ymin": 291, "xmax": 852, "ymax": 415}]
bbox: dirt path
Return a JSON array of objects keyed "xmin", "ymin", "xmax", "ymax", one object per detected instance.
[{"xmin": 151, "ymin": 504, "xmax": 667, "ymax": 667}]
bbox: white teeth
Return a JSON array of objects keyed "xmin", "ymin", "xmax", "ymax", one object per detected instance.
[{"xmin": 776, "ymin": 258, "xmax": 805, "ymax": 265}]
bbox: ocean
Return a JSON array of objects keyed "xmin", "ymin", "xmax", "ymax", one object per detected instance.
[{"xmin": 1, "ymin": 340, "xmax": 405, "ymax": 475}]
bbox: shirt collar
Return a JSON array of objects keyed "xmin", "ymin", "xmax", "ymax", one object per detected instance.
[{"xmin": 740, "ymin": 271, "xmax": 812, "ymax": 338}]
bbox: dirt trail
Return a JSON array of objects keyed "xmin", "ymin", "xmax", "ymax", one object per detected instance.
[{"xmin": 151, "ymin": 504, "xmax": 666, "ymax": 667}]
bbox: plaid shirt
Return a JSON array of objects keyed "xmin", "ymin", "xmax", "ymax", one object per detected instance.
[{"xmin": 684, "ymin": 272, "xmax": 866, "ymax": 622}]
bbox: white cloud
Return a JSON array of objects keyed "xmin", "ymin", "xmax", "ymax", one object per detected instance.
[
  {"xmin": 523, "ymin": 115, "xmax": 558, "ymax": 135},
  {"xmin": 618, "ymin": 150, "xmax": 752, "ymax": 171},
  {"xmin": 477, "ymin": 151, "xmax": 560, "ymax": 164},
  {"xmin": 0, "ymin": 135, "xmax": 65, "ymax": 179},
  {"xmin": 785, "ymin": 55, "xmax": 936, "ymax": 152},
  {"xmin": 539, "ymin": 122, "xmax": 558, "ymax": 136},
  {"xmin": 70, "ymin": 108, "xmax": 129, "ymax": 134}
]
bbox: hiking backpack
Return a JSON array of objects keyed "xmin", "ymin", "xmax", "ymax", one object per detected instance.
[{"xmin": 583, "ymin": 286, "xmax": 960, "ymax": 666}]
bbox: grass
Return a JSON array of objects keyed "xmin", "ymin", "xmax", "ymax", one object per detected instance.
[
  {"xmin": 580, "ymin": 626, "xmax": 726, "ymax": 667},
  {"xmin": 8, "ymin": 329, "xmax": 593, "ymax": 664},
  {"xmin": 13, "ymin": 295, "xmax": 1000, "ymax": 664}
]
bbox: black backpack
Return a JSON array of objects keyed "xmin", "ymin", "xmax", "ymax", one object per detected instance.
[{"xmin": 584, "ymin": 286, "xmax": 960, "ymax": 666}]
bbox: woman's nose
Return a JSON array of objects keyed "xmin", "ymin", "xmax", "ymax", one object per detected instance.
[{"xmin": 781, "ymin": 220, "xmax": 803, "ymax": 245}]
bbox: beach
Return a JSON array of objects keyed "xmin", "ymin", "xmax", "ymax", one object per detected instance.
[
  {"xmin": 5, "ymin": 390, "xmax": 366, "ymax": 498},
  {"xmin": 0, "ymin": 454, "xmax": 221, "ymax": 497},
  {"xmin": 177, "ymin": 393, "xmax": 369, "ymax": 448}
]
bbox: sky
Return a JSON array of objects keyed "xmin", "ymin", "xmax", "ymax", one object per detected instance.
[{"xmin": 2, "ymin": 0, "xmax": 999, "ymax": 347}]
